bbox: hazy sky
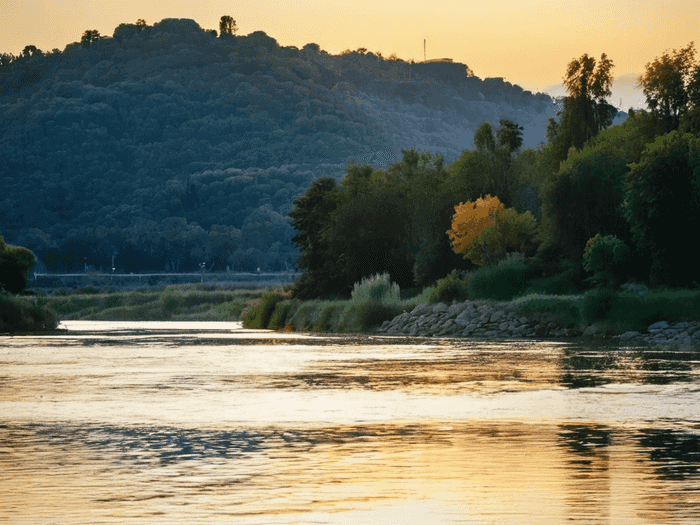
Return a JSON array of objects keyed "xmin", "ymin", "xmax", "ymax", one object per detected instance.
[{"xmin": 2, "ymin": 0, "xmax": 697, "ymax": 96}]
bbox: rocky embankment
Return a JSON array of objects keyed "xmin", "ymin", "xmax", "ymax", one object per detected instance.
[{"xmin": 375, "ymin": 300, "xmax": 700, "ymax": 349}]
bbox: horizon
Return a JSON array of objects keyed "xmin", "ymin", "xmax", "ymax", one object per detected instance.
[{"xmin": 3, "ymin": 1, "xmax": 696, "ymax": 110}]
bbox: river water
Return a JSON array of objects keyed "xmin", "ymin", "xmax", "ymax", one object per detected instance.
[{"xmin": 1, "ymin": 321, "xmax": 699, "ymax": 523}]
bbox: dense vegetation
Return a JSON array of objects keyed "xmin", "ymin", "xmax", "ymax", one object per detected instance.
[
  {"xmin": 289, "ymin": 45, "xmax": 700, "ymax": 303},
  {"xmin": 1, "ymin": 17, "xmax": 557, "ymax": 274}
]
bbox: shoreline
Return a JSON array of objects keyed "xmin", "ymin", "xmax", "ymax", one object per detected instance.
[{"xmin": 373, "ymin": 300, "xmax": 700, "ymax": 350}]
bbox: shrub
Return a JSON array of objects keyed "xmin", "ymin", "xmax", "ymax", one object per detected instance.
[
  {"xmin": 241, "ymin": 288, "xmax": 291, "ymax": 329},
  {"xmin": 428, "ymin": 270, "xmax": 470, "ymax": 304},
  {"xmin": 468, "ymin": 259, "xmax": 533, "ymax": 300},
  {"xmin": 583, "ymin": 234, "xmax": 631, "ymax": 288},
  {"xmin": 580, "ymin": 287, "xmax": 615, "ymax": 323},
  {"xmin": 512, "ymin": 293, "xmax": 582, "ymax": 326},
  {"xmin": 344, "ymin": 301, "xmax": 403, "ymax": 332}
]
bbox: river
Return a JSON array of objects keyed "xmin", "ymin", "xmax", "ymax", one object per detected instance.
[{"xmin": 1, "ymin": 321, "xmax": 699, "ymax": 523}]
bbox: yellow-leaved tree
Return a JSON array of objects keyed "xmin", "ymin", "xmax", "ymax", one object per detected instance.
[{"xmin": 447, "ymin": 195, "xmax": 536, "ymax": 266}]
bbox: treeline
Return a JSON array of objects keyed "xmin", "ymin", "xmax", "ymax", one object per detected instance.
[
  {"xmin": 290, "ymin": 44, "xmax": 700, "ymax": 299},
  {"xmin": 0, "ymin": 17, "xmax": 557, "ymax": 274}
]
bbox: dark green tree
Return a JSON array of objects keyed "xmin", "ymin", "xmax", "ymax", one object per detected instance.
[
  {"xmin": 288, "ymin": 177, "xmax": 346, "ymax": 299},
  {"xmin": 80, "ymin": 30, "xmax": 101, "ymax": 48},
  {"xmin": 549, "ymin": 53, "xmax": 617, "ymax": 162},
  {"xmin": 0, "ymin": 235, "xmax": 36, "ymax": 294},
  {"xmin": 638, "ymin": 42, "xmax": 699, "ymax": 134},
  {"xmin": 497, "ymin": 119, "xmax": 524, "ymax": 153},
  {"xmin": 219, "ymin": 16, "xmax": 237, "ymax": 37},
  {"xmin": 623, "ymin": 131, "xmax": 700, "ymax": 286}
]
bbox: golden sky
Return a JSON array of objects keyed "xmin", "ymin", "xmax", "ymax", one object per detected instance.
[{"xmin": 2, "ymin": 0, "xmax": 698, "ymax": 93}]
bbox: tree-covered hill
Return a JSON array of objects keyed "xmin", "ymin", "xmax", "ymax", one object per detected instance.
[{"xmin": 0, "ymin": 17, "xmax": 560, "ymax": 273}]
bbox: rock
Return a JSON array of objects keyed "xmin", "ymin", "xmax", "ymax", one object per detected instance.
[
  {"xmin": 619, "ymin": 331, "xmax": 641, "ymax": 341},
  {"xmin": 433, "ymin": 303, "xmax": 449, "ymax": 313},
  {"xmin": 412, "ymin": 304, "xmax": 433, "ymax": 316},
  {"xmin": 648, "ymin": 320, "xmax": 670, "ymax": 331}
]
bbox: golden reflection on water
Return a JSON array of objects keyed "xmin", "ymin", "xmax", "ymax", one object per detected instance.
[
  {"xmin": 2, "ymin": 421, "xmax": 699, "ymax": 523},
  {"xmin": 1, "ymin": 322, "xmax": 699, "ymax": 523}
]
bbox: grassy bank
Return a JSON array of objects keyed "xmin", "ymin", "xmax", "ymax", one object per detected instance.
[
  {"xmin": 41, "ymin": 284, "xmax": 263, "ymax": 322},
  {"xmin": 242, "ymin": 283, "xmax": 700, "ymax": 337},
  {"xmin": 0, "ymin": 293, "xmax": 59, "ymax": 333}
]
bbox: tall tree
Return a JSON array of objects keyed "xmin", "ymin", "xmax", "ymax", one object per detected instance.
[
  {"xmin": 638, "ymin": 42, "xmax": 699, "ymax": 133},
  {"xmin": 550, "ymin": 53, "xmax": 617, "ymax": 162},
  {"xmin": 219, "ymin": 16, "xmax": 237, "ymax": 37}
]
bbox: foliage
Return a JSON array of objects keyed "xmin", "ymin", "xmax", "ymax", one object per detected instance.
[
  {"xmin": 80, "ymin": 30, "xmax": 101, "ymax": 48},
  {"xmin": 463, "ymin": 209, "xmax": 536, "ymax": 267},
  {"xmin": 0, "ymin": 293, "xmax": 59, "ymax": 332},
  {"xmin": 548, "ymin": 53, "xmax": 617, "ymax": 162},
  {"xmin": 428, "ymin": 270, "xmax": 470, "ymax": 304},
  {"xmin": 0, "ymin": 235, "xmax": 36, "ymax": 293},
  {"xmin": 467, "ymin": 257, "xmax": 533, "ymax": 301},
  {"xmin": 447, "ymin": 195, "xmax": 504, "ymax": 256},
  {"xmin": 623, "ymin": 131, "xmax": 700, "ymax": 286},
  {"xmin": 351, "ymin": 273, "xmax": 400, "ymax": 304},
  {"xmin": 240, "ymin": 288, "xmax": 290, "ymax": 329},
  {"xmin": 638, "ymin": 42, "xmax": 699, "ymax": 133},
  {"xmin": 288, "ymin": 177, "xmax": 346, "ymax": 299},
  {"xmin": 512, "ymin": 293, "xmax": 582, "ymax": 327},
  {"xmin": 582, "ymin": 234, "xmax": 631, "ymax": 288},
  {"xmin": 539, "ymin": 127, "xmax": 632, "ymax": 267},
  {"xmin": 447, "ymin": 196, "xmax": 535, "ymax": 267},
  {"xmin": 219, "ymin": 15, "xmax": 237, "ymax": 36},
  {"xmin": 579, "ymin": 287, "xmax": 615, "ymax": 324}
]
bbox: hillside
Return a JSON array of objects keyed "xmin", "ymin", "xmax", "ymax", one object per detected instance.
[{"xmin": 0, "ymin": 17, "xmax": 560, "ymax": 274}]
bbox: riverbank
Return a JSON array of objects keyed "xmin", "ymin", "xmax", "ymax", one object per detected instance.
[
  {"xmin": 374, "ymin": 298, "xmax": 700, "ymax": 350},
  {"xmin": 249, "ymin": 286, "xmax": 700, "ymax": 350}
]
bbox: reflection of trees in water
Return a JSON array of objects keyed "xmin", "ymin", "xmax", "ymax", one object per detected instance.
[
  {"xmin": 636, "ymin": 429, "xmax": 700, "ymax": 481},
  {"xmin": 559, "ymin": 347, "xmax": 695, "ymax": 389},
  {"xmin": 558, "ymin": 424, "xmax": 612, "ymax": 520}
]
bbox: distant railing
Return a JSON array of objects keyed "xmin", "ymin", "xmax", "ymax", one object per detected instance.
[{"xmin": 32, "ymin": 271, "xmax": 301, "ymax": 288}]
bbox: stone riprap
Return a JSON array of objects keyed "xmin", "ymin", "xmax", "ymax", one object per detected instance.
[{"xmin": 375, "ymin": 301, "xmax": 700, "ymax": 350}]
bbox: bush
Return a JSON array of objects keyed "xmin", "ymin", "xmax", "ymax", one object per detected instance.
[
  {"xmin": 583, "ymin": 234, "xmax": 631, "ymax": 288},
  {"xmin": 512, "ymin": 293, "xmax": 582, "ymax": 327},
  {"xmin": 428, "ymin": 270, "xmax": 470, "ymax": 304},
  {"xmin": 0, "ymin": 293, "xmax": 59, "ymax": 332},
  {"xmin": 580, "ymin": 287, "xmax": 615, "ymax": 323},
  {"xmin": 468, "ymin": 259, "xmax": 533, "ymax": 300},
  {"xmin": 241, "ymin": 288, "xmax": 291, "ymax": 329}
]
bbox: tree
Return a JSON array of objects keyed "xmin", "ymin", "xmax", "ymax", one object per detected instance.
[
  {"xmin": 473, "ymin": 122, "xmax": 496, "ymax": 152},
  {"xmin": 288, "ymin": 177, "xmax": 346, "ymax": 298},
  {"xmin": 549, "ymin": 53, "xmax": 617, "ymax": 162},
  {"xmin": 447, "ymin": 196, "xmax": 535, "ymax": 266},
  {"xmin": 81, "ymin": 30, "xmax": 101, "ymax": 48},
  {"xmin": 0, "ymin": 235, "xmax": 36, "ymax": 294},
  {"xmin": 638, "ymin": 42, "xmax": 699, "ymax": 134},
  {"xmin": 135, "ymin": 19, "xmax": 148, "ymax": 29},
  {"xmin": 497, "ymin": 119, "xmax": 524, "ymax": 153},
  {"xmin": 219, "ymin": 16, "xmax": 237, "ymax": 37},
  {"xmin": 447, "ymin": 195, "xmax": 503, "ymax": 256},
  {"xmin": 623, "ymin": 131, "xmax": 700, "ymax": 286}
]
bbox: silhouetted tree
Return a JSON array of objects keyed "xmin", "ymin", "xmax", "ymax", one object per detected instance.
[
  {"xmin": 81, "ymin": 30, "xmax": 101, "ymax": 48},
  {"xmin": 638, "ymin": 42, "xmax": 699, "ymax": 133},
  {"xmin": 549, "ymin": 53, "xmax": 617, "ymax": 162},
  {"xmin": 0, "ymin": 235, "xmax": 36, "ymax": 294},
  {"xmin": 219, "ymin": 15, "xmax": 237, "ymax": 37}
]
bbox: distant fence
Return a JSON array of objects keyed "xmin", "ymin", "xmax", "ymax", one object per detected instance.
[{"xmin": 32, "ymin": 271, "xmax": 301, "ymax": 288}]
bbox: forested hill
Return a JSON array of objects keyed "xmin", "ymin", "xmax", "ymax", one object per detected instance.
[{"xmin": 1, "ymin": 17, "xmax": 559, "ymax": 273}]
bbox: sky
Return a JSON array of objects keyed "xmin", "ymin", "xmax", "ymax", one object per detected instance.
[{"xmin": 2, "ymin": 0, "xmax": 698, "ymax": 109}]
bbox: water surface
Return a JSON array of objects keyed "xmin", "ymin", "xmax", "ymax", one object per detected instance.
[{"xmin": 1, "ymin": 321, "xmax": 699, "ymax": 523}]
